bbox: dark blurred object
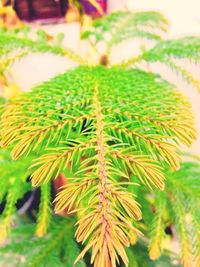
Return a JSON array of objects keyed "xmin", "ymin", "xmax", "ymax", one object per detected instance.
[
  {"xmin": 2, "ymin": 0, "xmax": 106, "ymax": 23},
  {"xmin": 1, "ymin": 0, "xmax": 12, "ymax": 6},
  {"xmin": 80, "ymin": 0, "xmax": 107, "ymax": 18},
  {"xmin": 14, "ymin": 0, "xmax": 29, "ymax": 21},
  {"xmin": 12, "ymin": 0, "xmax": 68, "ymax": 22}
]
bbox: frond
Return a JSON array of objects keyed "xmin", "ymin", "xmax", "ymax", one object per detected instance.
[
  {"xmin": 30, "ymin": 139, "xmax": 94, "ymax": 186},
  {"xmin": 82, "ymin": 11, "xmax": 168, "ymax": 54},
  {"xmin": 0, "ymin": 177, "xmax": 24, "ymax": 244},
  {"xmin": 0, "ymin": 217, "xmax": 87, "ymax": 267},
  {"xmin": 0, "ymin": 30, "xmax": 88, "ymax": 72},
  {"xmin": 125, "ymin": 248, "xmax": 138, "ymax": 267},
  {"xmin": 141, "ymin": 37, "xmax": 200, "ymax": 92},
  {"xmin": 143, "ymin": 37, "xmax": 200, "ymax": 63},
  {"xmin": 0, "ymin": 66, "xmax": 196, "ymax": 266},
  {"xmin": 161, "ymin": 59, "xmax": 200, "ymax": 92},
  {"xmin": 149, "ymin": 191, "xmax": 166, "ymax": 260},
  {"xmin": 35, "ymin": 183, "xmax": 52, "ymax": 237},
  {"xmin": 0, "ymin": 149, "xmax": 32, "ymax": 243},
  {"xmin": 167, "ymin": 160, "xmax": 200, "ymax": 267},
  {"xmin": 125, "ymin": 240, "xmax": 181, "ymax": 267},
  {"xmin": 148, "ymin": 160, "xmax": 200, "ymax": 267},
  {"xmin": 167, "ymin": 161, "xmax": 200, "ymax": 197},
  {"xmin": 169, "ymin": 189, "xmax": 193, "ymax": 267},
  {"xmin": 56, "ymin": 85, "xmax": 142, "ymax": 267},
  {"xmin": 110, "ymin": 150, "xmax": 165, "ymax": 190},
  {"xmin": 0, "ymin": 218, "xmax": 181, "ymax": 267},
  {"xmin": 0, "ymin": 148, "xmax": 52, "ymax": 243},
  {"xmin": 188, "ymin": 198, "xmax": 200, "ymax": 267}
]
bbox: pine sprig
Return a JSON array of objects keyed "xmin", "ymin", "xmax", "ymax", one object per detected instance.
[
  {"xmin": 0, "ymin": 31, "xmax": 88, "ymax": 71},
  {"xmin": 0, "ymin": 65, "xmax": 197, "ymax": 266},
  {"xmin": 166, "ymin": 162, "xmax": 200, "ymax": 267},
  {"xmin": 1, "ymin": 67, "xmax": 196, "ymax": 187},
  {"xmin": 0, "ymin": 149, "xmax": 33, "ymax": 243},
  {"xmin": 35, "ymin": 183, "xmax": 52, "ymax": 237},
  {"xmin": 82, "ymin": 11, "xmax": 168, "ymax": 54},
  {"xmin": 56, "ymin": 85, "xmax": 142, "ymax": 267},
  {"xmin": 0, "ymin": 9, "xmax": 199, "ymax": 267},
  {"xmin": 0, "ymin": 177, "xmax": 23, "ymax": 244},
  {"xmin": 162, "ymin": 59, "xmax": 200, "ymax": 92},
  {"xmin": 117, "ymin": 37, "xmax": 200, "ymax": 93},
  {"xmin": 30, "ymin": 139, "xmax": 95, "ymax": 186},
  {"xmin": 189, "ymin": 199, "xmax": 200, "ymax": 267},
  {"xmin": 0, "ymin": 217, "xmax": 86, "ymax": 267},
  {"xmin": 170, "ymin": 190, "xmax": 193, "ymax": 267},
  {"xmin": 149, "ymin": 192, "xmax": 166, "ymax": 259},
  {"xmin": 110, "ymin": 150, "xmax": 165, "ymax": 190},
  {"xmin": 143, "ymin": 37, "xmax": 200, "ymax": 63},
  {"xmin": 140, "ymin": 37, "xmax": 200, "ymax": 92},
  {"xmin": 0, "ymin": 149, "xmax": 52, "ymax": 243},
  {"xmin": 146, "ymin": 160, "xmax": 200, "ymax": 267}
]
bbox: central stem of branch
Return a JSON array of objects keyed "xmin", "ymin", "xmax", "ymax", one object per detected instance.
[{"xmin": 93, "ymin": 86, "xmax": 110, "ymax": 240}]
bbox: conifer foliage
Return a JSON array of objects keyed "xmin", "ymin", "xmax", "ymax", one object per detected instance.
[
  {"xmin": 148, "ymin": 160, "xmax": 200, "ymax": 267},
  {"xmin": 0, "ymin": 10, "xmax": 199, "ymax": 267}
]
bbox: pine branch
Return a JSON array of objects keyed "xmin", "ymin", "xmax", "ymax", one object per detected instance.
[
  {"xmin": 56, "ymin": 85, "xmax": 142, "ymax": 267},
  {"xmin": 159, "ymin": 160, "xmax": 200, "ymax": 267},
  {"xmin": 110, "ymin": 150, "xmax": 165, "ymax": 190},
  {"xmin": 114, "ymin": 54, "xmax": 142, "ymax": 68},
  {"xmin": 0, "ymin": 66, "xmax": 197, "ymax": 266},
  {"xmin": 0, "ymin": 31, "xmax": 88, "ymax": 70},
  {"xmin": 162, "ymin": 59, "xmax": 200, "ymax": 92},
  {"xmin": 1, "ymin": 106, "xmax": 93, "ymax": 160},
  {"xmin": 118, "ymin": 37, "xmax": 200, "ymax": 93},
  {"xmin": 35, "ymin": 183, "xmax": 52, "ymax": 237},
  {"xmin": 30, "ymin": 139, "xmax": 95, "ymax": 186},
  {"xmin": 125, "ymin": 248, "xmax": 139, "ymax": 267},
  {"xmin": 108, "ymin": 106, "xmax": 196, "ymax": 147},
  {"xmin": 188, "ymin": 199, "xmax": 200, "ymax": 267},
  {"xmin": 170, "ymin": 190, "xmax": 193, "ymax": 267},
  {"xmin": 82, "ymin": 11, "xmax": 168, "ymax": 54},
  {"xmin": 0, "ymin": 177, "xmax": 24, "ymax": 244},
  {"xmin": 125, "ymin": 239, "xmax": 181, "ymax": 267},
  {"xmin": 0, "ymin": 149, "xmax": 33, "ymax": 243},
  {"xmin": 137, "ymin": 159, "xmax": 200, "ymax": 266},
  {"xmin": 0, "ymin": 217, "xmax": 86, "ymax": 267},
  {"xmin": 167, "ymin": 158, "xmax": 200, "ymax": 266},
  {"xmin": 0, "ymin": 148, "xmax": 51, "ymax": 243},
  {"xmin": 28, "ymin": 219, "xmax": 73, "ymax": 267},
  {"xmin": 142, "ymin": 37, "xmax": 200, "ymax": 63},
  {"xmin": 149, "ymin": 192, "xmax": 166, "ymax": 259},
  {"xmin": 135, "ymin": 37, "xmax": 200, "ymax": 92},
  {"xmin": 0, "ymin": 9, "xmax": 199, "ymax": 267},
  {"xmin": 108, "ymin": 126, "xmax": 180, "ymax": 170},
  {"xmin": 167, "ymin": 161, "xmax": 200, "ymax": 197}
]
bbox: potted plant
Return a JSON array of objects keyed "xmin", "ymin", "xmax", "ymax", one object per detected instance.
[{"xmin": 0, "ymin": 10, "xmax": 199, "ymax": 267}]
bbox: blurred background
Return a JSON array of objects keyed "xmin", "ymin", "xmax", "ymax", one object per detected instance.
[{"xmin": 0, "ymin": 0, "xmax": 200, "ymax": 155}]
